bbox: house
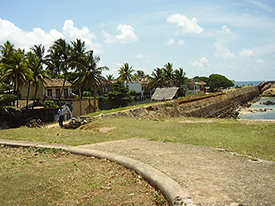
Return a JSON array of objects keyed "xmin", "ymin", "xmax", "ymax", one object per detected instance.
[
  {"xmin": 44, "ymin": 79, "xmax": 75, "ymax": 99},
  {"xmin": 151, "ymin": 87, "xmax": 184, "ymax": 101},
  {"xmin": 185, "ymin": 79, "xmax": 206, "ymax": 95},
  {"xmin": 19, "ymin": 78, "xmax": 75, "ymax": 100}
]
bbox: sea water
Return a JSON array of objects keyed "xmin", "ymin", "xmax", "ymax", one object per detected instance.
[{"xmin": 238, "ymin": 97, "xmax": 275, "ymax": 120}]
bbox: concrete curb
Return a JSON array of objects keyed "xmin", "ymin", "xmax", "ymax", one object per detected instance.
[{"xmin": 0, "ymin": 139, "xmax": 195, "ymax": 206}]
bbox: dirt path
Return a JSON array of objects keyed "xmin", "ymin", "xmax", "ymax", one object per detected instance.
[{"xmin": 77, "ymin": 138, "xmax": 275, "ymax": 206}]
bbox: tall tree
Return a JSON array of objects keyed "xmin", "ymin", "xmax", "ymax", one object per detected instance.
[
  {"xmin": 1, "ymin": 49, "xmax": 32, "ymax": 107},
  {"xmin": 106, "ymin": 74, "xmax": 115, "ymax": 81},
  {"xmin": 173, "ymin": 68, "xmax": 187, "ymax": 89},
  {"xmin": 148, "ymin": 67, "xmax": 166, "ymax": 90},
  {"xmin": 118, "ymin": 63, "xmax": 134, "ymax": 86},
  {"xmin": 163, "ymin": 62, "xmax": 174, "ymax": 87},
  {"xmin": 26, "ymin": 51, "xmax": 50, "ymax": 108},
  {"xmin": 133, "ymin": 70, "xmax": 148, "ymax": 81},
  {"xmin": 46, "ymin": 38, "xmax": 72, "ymax": 102},
  {"xmin": 30, "ymin": 44, "xmax": 45, "ymax": 64},
  {"xmin": 74, "ymin": 50, "xmax": 109, "ymax": 112}
]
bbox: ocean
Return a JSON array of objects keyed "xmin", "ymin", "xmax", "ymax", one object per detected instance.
[
  {"xmin": 238, "ymin": 97, "xmax": 275, "ymax": 120},
  {"xmin": 234, "ymin": 81, "xmax": 275, "ymax": 120},
  {"xmin": 234, "ymin": 81, "xmax": 263, "ymax": 87}
]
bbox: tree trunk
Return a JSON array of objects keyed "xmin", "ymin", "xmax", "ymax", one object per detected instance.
[
  {"xmin": 58, "ymin": 72, "xmax": 67, "ymax": 104},
  {"xmin": 26, "ymin": 81, "xmax": 31, "ymax": 110},
  {"xmin": 79, "ymin": 86, "xmax": 82, "ymax": 115}
]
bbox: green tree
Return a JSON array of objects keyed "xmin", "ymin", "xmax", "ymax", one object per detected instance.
[
  {"xmin": 163, "ymin": 62, "xmax": 174, "ymax": 87},
  {"xmin": 74, "ymin": 50, "xmax": 109, "ymax": 112},
  {"xmin": 105, "ymin": 74, "xmax": 115, "ymax": 81},
  {"xmin": 208, "ymin": 74, "xmax": 234, "ymax": 91},
  {"xmin": 118, "ymin": 63, "xmax": 134, "ymax": 85},
  {"xmin": 105, "ymin": 81, "xmax": 136, "ymax": 108},
  {"xmin": 194, "ymin": 76, "xmax": 209, "ymax": 85},
  {"xmin": 0, "ymin": 49, "xmax": 32, "ymax": 107},
  {"xmin": 148, "ymin": 67, "xmax": 166, "ymax": 90},
  {"xmin": 26, "ymin": 51, "xmax": 51, "ymax": 108},
  {"xmin": 173, "ymin": 68, "xmax": 187, "ymax": 90},
  {"xmin": 133, "ymin": 70, "xmax": 148, "ymax": 81},
  {"xmin": 45, "ymin": 38, "xmax": 72, "ymax": 102}
]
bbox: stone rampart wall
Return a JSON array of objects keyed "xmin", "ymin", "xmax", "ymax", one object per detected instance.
[{"xmin": 111, "ymin": 86, "xmax": 260, "ymax": 119}]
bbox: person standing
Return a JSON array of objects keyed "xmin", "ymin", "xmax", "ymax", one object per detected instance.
[{"xmin": 58, "ymin": 106, "xmax": 64, "ymax": 127}]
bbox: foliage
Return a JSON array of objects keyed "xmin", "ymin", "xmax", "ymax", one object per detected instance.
[
  {"xmin": 0, "ymin": 94, "xmax": 17, "ymax": 106},
  {"xmin": 105, "ymin": 81, "xmax": 136, "ymax": 108},
  {"xmin": 148, "ymin": 62, "xmax": 187, "ymax": 91},
  {"xmin": 118, "ymin": 62, "xmax": 134, "ymax": 83},
  {"xmin": 208, "ymin": 74, "xmax": 235, "ymax": 91},
  {"xmin": 194, "ymin": 76, "xmax": 209, "ymax": 85},
  {"xmin": 43, "ymin": 100, "xmax": 58, "ymax": 108}
]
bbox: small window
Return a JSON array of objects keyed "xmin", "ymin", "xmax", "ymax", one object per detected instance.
[
  {"xmin": 64, "ymin": 89, "xmax": 68, "ymax": 97},
  {"xmin": 47, "ymin": 89, "xmax": 52, "ymax": 97},
  {"xmin": 56, "ymin": 89, "xmax": 60, "ymax": 98}
]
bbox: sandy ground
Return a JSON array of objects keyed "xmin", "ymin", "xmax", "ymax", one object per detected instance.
[{"xmin": 77, "ymin": 138, "xmax": 275, "ymax": 206}]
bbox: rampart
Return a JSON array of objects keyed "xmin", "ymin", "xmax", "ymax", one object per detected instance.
[{"xmin": 111, "ymin": 86, "xmax": 260, "ymax": 119}]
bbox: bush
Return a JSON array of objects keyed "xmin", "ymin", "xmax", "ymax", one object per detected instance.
[{"xmin": 44, "ymin": 100, "xmax": 58, "ymax": 108}]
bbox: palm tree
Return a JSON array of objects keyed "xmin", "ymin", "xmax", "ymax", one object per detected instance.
[
  {"xmin": 0, "ymin": 41, "xmax": 15, "ymax": 65},
  {"xmin": 74, "ymin": 50, "xmax": 109, "ymax": 112},
  {"xmin": 30, "ymin": 44, "xmax": 45, "ymax": 64},
  {"xmin": 106, "ymin": 74, "xmax": 115, "ymax": 81},
  {"xmin": 163, "ymin": 62, "xmax": 174, "ymax": 87},
  {"xmin": 26, "ymin": 51, "xmax": 51, "ymax": 108},
  {"xmin": 1, "ymin": 49, "xmax": 32, "ymax": 107},
  {"xmin": 148, "ymin": 67, "xmax": 166, "ymax": 90},
  {"xmin": 46, "ymin": 38, "xmax": 72, "ymax": 102},
  {"xmin": 173, "ymin": 68, "xmax": 187, "ymax": 92},
  {"xmin": 133, "ymin": 70, "xmax": 148, "ymax": 81},
  {"xmin": 0, "ymin": 41, "xmax": 16, "ymax": 87},
  {"xmin": 118, "ymin": 63, "xmax": 134, "ymax": 86}
]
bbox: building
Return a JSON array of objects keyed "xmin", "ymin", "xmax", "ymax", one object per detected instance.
[
  {"xmin": 19, "ymin": 78, "xmax": 75, "ymax": 100},
  {"xmin": 151, "ymin": 87, "xmax": 184, "ymax": 101},
  {"xmin": 185, "ymin": 79, "xmax": 207, "ymax": 95}
]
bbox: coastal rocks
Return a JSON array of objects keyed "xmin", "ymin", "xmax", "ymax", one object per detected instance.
[
  {"xmin": 258, "ymin": 81, "xmax": 275, "ymax": 97},
  {"xmin": 261, "ymin": 100, "xmax": 275, "ymax": 105}
]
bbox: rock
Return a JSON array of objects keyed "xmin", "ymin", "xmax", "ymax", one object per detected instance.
[
  {"xmin": 262, "ymin": 100, "xmax": 275, "ymax": 105},
  {"xmin": 64, "ymin": 116, "xmax": 94, "ymax": 129}
]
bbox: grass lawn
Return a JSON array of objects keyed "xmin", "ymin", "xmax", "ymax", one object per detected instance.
[{"xmin": 1, "ymin": 116, "xmax": 274, "ymax": 161}]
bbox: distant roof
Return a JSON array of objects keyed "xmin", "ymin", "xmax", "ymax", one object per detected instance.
[
  {"xmin": 151, "ymin": 87, "xmax": 182, "ymax": 101},
  {"xmin": 44, "ymin": 78, "xmax": 72, "ymax": 88}
]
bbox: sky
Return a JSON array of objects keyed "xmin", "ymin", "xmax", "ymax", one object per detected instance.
[{"xmin": 0, "ymin": 0, "xmax": 275, "ymax": 81}]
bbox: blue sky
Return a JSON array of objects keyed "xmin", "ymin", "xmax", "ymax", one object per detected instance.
[{"xmin": 0, "ymin": 0, "xmax": 274, "ymax": 81}]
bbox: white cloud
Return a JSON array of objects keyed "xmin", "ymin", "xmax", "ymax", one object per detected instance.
[
  {"xmin": 165, "ymin": 39, "xmax": 175, "ymax": 45},
  {"xmin": 215, "ymin": 48, "xmax": 237, "ymax": 59},
  {"xmin": 256, "ymin": 59, "xmax": 264, "ymax": 63},
  {"xmin": 134, "ymin": 54, "xmax": 143, "ymax": 58},
  {"xmin": 102, "ymin": 31, "xmax": 116, "ymax": 45},
  {"xmin": 221, "ymin": 25, "xmax": 232, "ymax": 34},
  {"xmin": 239, "ymin": 48, "xmax": 254, "ymax": 58},
  {"xmin": 0, "ymin": 18, "xmax": 64, "ymax": 50},
  {"xmin": 191, "ymin": 57, "xmax": 210, "ymax": 68},
  {"xmin": 167, "ymin": 13, "xmax": 204, "ymax": 34},
  {"xmin": 115, "ymin": 24, "xmax": 138, "ymax": 44},
  {"xmin": 62, "ymin": 20, "xmax": 96, "ymax": 40},
  {"xmin": 62, "ymin": 20, "xmax": 104, "ymax": 53},
  {"xmin": 178, "ymin": 39, "xmax": 185, "ymax": 45},
  {"xmin": 0, "ymin": 18, "xmax": 104, "ymax": 53}
]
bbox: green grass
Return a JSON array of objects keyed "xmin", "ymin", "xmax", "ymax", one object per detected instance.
[{"xmin": 1, "ymin": 116, "xmax": 274, "ymax": 161}]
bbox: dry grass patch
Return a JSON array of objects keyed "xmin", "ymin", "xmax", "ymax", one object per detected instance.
[{"xmin": 0, "ymin": 145, "xmax": 167, "ymax": 206}]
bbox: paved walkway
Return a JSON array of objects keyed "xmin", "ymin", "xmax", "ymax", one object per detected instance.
[{"xmin": 1, "ymin": 138, "xmax": 274, "ymax": 206}]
